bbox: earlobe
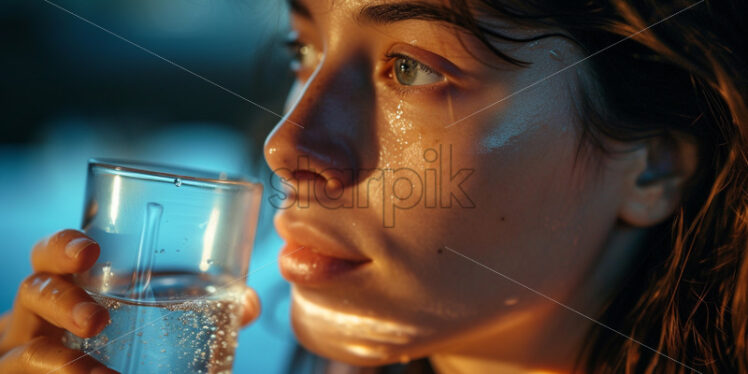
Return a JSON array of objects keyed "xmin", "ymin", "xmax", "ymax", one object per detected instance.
[
  {"xmin": 618, "ymin": 175, "xmax": 686, "ymax": 227},
  {"xmin": 618, "ymin": 135, "xmax": 698, "ymax": 228}
]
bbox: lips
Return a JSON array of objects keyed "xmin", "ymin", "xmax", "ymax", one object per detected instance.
[
  {"xmin": 275, "ymin": 215, "xmax": 371, "ymax": 285},
  {"xmin": 279, "ymin": 242, "xmax": 370, "ymax": 284}
]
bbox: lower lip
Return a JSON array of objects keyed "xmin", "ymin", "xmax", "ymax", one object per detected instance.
[{"xmin": 279, "ymin": 243, "xmax": 370, "ymax": 285}]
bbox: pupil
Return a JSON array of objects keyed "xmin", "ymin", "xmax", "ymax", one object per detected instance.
[{"xmin": 396, "ymin": 58, "xmax": 417, "ymax": 85}]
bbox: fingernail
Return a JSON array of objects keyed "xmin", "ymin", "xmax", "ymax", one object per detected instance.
[
  {"xmin": 73, "ymin": 301, "xmax": 105, "ymax": 328},
  {"xmin": 65, "ymin": 237, "xmax": 96, "ymax": 259},
  {"xmin": 91, "ymin": 366, "xmax": 119, "ymax": 374}
]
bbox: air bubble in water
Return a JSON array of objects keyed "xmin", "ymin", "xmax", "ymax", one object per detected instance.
[
  {"xmin": 174, "ymin": 178, "xmax": 182, "ymax": 187},
  {"xmin": 66, "ymin": 282, "xmax": 244, "ymax": 372}
]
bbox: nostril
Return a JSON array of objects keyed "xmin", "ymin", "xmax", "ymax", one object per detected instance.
[{"xmin": 293, "ymin": 170, "xmax": 321, "ymax": 181}]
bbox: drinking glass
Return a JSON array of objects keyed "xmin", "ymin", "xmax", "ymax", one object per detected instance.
[{"xmin": 64, "ymin": 158, "xmax": 263, "ymax": 374}]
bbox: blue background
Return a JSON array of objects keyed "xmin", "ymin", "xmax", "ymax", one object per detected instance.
[{"xmin": 1, "ymin": 1, "xmax": 299, "ymax": 372}]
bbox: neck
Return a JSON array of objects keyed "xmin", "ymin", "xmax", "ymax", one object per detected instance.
[
  {"xmin": 429, "ymin": 222, "xmax": 647, "ymax": 374},
  {"xmin": 430, "ymin": 355, "xmax": 569, "ymax": 374},
  {"xmin": 428, "ymin": 302, "xmax": 586, "ymax": 374}
]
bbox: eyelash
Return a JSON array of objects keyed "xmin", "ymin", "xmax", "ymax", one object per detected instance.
[
  {"xmin": 283, "ymin": 38, "xmax": 444, "ymax": 98},
  {"xmin": 284, "ymin": 39, "xmax": 310, "ymax": 70},
  {"xmin": 383, "ymin": 52, "xmax": 444, "ymax": 98}
]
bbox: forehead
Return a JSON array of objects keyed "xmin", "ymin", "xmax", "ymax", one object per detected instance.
[
  {"xmin": 289, "ymin": 0, "xmax": 453, "ymax": 18},
  {"xmin": 288, "ymin": 0, "xmax": 527, "ymax": 38}
]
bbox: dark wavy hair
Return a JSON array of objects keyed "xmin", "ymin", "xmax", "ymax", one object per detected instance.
[
  {"xmin": 416, "ymin": 0, "xmax": 747, "ymax": 372},
  {"xmin": 286, "ymin": 0, "xmax": 747, "ymax": 372}
]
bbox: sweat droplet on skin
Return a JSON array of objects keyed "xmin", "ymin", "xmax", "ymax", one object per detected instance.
[{"xmin": 380, "ymin": 99, "xmax": 422, "ymax": 169}]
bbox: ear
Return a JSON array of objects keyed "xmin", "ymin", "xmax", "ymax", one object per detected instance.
[{"xmin": 618, "ymin": 134, "xmax": 698, "ymax": 227}]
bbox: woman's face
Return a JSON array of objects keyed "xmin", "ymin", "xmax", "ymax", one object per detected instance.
[{"xmin": 264, "ymin": 0, "xmax": 643, "ymax": 366}]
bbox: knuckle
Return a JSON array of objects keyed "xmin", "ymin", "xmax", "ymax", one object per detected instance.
[
  {"xmin": 20, "ymin": 337, "xmax": 82, "ymax": 372},
  {"xmin": 18, "ymin": 274, "xmax": 81, "ymax": 311},
  {"xmin": 44, "ymin": 279, "xmax": 76, "ymax": 304},
  {"xmin": 19, "ymin": 336, "xmax": 51, "ymax": 367},
  {"xmin": 55, "ymin": 346, "xmax": 82, "ymax": 364},
  {"xmin": 31, "ymin": 235, "xmax": 52, "ymax": 253},
  {"xmin": 19, "ymin": 273, "xmax": 45, "ymax": 294},
  {"xmin": 20, "ymin": 273, "xmax": 57, "ymax": 297}
]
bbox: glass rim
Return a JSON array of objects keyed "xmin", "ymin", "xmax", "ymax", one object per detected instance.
[{"xmin": 88, "ymin": 158, "xmax": 262, "ymax": 191}]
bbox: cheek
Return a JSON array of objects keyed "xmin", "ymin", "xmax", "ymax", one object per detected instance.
[
  {"xmin": 344, "ymin": 76, "xmax": 619, "ymax": 330},
  {"xmin": 385, "ymin": 96, "xmax": 618, "ymax": 313},
  {"xmin": 377, "ymin": 99, "xmax": 425, "ymax": 170},
  {"xmin": 443, "ymin": 117, "xmax": 621, "ymax": 303}
]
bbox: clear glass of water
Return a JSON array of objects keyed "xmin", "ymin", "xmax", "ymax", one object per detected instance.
[{"xmin": 64, "ymin": 158, "xmax": 263, "ymax": 374}]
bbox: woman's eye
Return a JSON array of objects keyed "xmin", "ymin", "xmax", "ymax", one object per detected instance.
[
  {"xmin": 285, "ymin": 39, "xmax": 319, "ymax": 72},
  {"xmin": 392, "ymin": 55, "xmax": 444, "ymax": 86}
]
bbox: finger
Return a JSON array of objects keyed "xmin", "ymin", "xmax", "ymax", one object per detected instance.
[
  {"xmin": 0, "ymin": 336, "xmax": 118, "ymax": 374},
  {"xmin": 240, "ymin": 287, "xmax": 261, "ymax": 327},
  {"xmin": 0, "ymin": 312, "xmax": 10, "ymax": 332},
  {"xmin": 15, "ymin": 273, "xmax": 109, "ymax": 339},
  {"xmin": 31, "ymin": 230, "xmax": 100, "ymax": 274}
]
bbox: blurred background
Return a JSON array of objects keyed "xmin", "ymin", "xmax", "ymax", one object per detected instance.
[{"xmin": 0, "ymin": 0, "xmax": 297, "ymax": 372}]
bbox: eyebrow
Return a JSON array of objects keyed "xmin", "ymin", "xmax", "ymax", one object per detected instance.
[
  {"xmin": 288, "ymin": 0, "xmax": 454, "ymax": 25},
  {"xmin": 357, "ymin": 2, "xmax": 457, "ymax": 25},
  {"xmin": 286, "ymin": 0, "xmax": 564, "ymax": 67}
]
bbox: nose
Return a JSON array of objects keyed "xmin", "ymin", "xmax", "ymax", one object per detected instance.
[{"xmin": 264, "ymin": 54, "xmax": 377, "ymax": 195}]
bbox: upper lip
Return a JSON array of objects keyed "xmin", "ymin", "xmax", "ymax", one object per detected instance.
[{"xmin": 274, "ymin": 215, "xmax": 370, "ymax": 263}]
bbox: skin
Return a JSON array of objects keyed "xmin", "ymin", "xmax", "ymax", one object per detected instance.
[
  {"xmin": 265, "ymin": 0, "xmax": 696, "ymax": 373},
  {"xmin": 0, "ymin": 230, "xmax": 260, "ymax": 373},
  {"xmin": 2, "ymin": 1, "xmax": 696, "ymax": 373}
]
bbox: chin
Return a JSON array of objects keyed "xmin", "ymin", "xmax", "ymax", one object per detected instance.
[
  {"xmin": 291, "ymin": 323, "xmax": 403, "ymax": 367},
  {"xmin": 288, "ymin": 287, "xmax": 433, "ymax": 366}
]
